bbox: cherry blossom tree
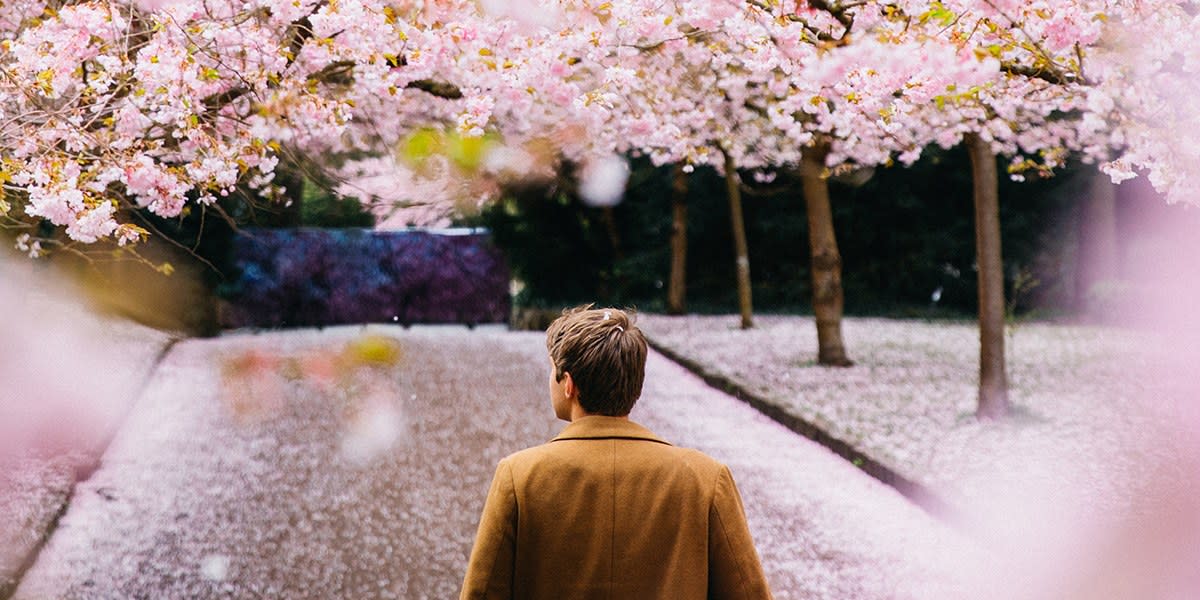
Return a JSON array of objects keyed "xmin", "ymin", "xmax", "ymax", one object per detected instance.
[
  {"xmin": 0, "ymin": 0, "xmax": 539, "ymax": 256},
  {"xmin": 556, "ymin": 1, "xmax": 990, "ymax": 363},
  {"xmin": 865, "ymin": 0, "xmax": 1200, "ymax": 418},
  {"xmin": 805, "ymin": 1, "xmax": 1083, "ymax": 417},
  {"xmin": 3, "ymin": 0, "xmax": 1194, "ymax": 241},
  {"xmin": 673, "ymin": 0, "xmax": 1200, "ymax": 415},
  {"xmin": 4, "ymin": 0, "xmax": 1198, "ymax": 419}
]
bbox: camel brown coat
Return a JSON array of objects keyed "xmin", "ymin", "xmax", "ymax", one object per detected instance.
[{"xmin": 460, "ymin": 416, "xmax": 772, "ymax": 599}]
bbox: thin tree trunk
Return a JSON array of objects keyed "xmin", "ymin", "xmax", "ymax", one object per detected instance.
[
  {"xmin": 800, "ymin": 143, "xmax": 853, "ymax": 366},
  {"xmin": 601, "ymin": 207, "xmax": 623, "ymax": 261},
  {"xmin": 599, "ymin": 206, "xmax": 626, "ymax": 298},
  {"xmin": 721, "ymin": 149, "xmax": 754, "ymax": 329},
  {"xmin": 1076, "ymin": 171, "xmax": 1118, "ymax": 316},
  {"xmin": 965, "ymin": 133, "xmax": 1009, "ymax": 420},
  {"xmin": 667, "ymin": 164, "xmax": 689, "ymax": 315}
]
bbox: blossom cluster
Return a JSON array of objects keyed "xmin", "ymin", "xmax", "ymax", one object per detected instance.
[
  {"xmin": 548, "ymin": 0, "xmax": 1200, "ymax": 194},
  {"xmin": 2, "ymin": 0, "xmax": 1197, "ymax": 251},
  {"xmin": 0, "ymin": 0, "xmax": 455, "ymax": 248}
]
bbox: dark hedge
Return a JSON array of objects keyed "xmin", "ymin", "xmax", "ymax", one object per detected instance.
[{"xmin": 219, "ymin": 228, "xmax": 509, "ymax": 328}]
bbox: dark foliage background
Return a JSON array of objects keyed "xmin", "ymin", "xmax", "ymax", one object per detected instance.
[
  {"xmin": 219, "ymin": 228, "xmax": 509, "ymax": 328},
  {"xmin": 478, "ymin": 149, "xmax": 1091, "ymax": 317},
  {"xmin": 75, "ymin": 149, "xmax": 1140, "ymax": 330},
  {"xmin": 123, "ymin": 167, "xmax": 377, "ymax": 298}
]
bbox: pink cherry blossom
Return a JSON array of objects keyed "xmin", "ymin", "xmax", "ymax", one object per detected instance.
[{"xmin": 2, "ymin": 0, "xmax": 1198, "ymax": 252}]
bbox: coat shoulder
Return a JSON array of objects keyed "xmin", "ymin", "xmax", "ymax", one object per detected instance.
[
  {"xmin": 499, "ymin": 441, "xmax": 559, "ymax": 469},
  {"xmin": 667, "ymin": 446, "xmax": 727, "ymax": 479}
]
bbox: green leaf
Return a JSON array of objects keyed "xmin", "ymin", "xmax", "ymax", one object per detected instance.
[
  {"xmin": 447, "ymin": 132, "xmax": 498, "ymax": 171},
  {"xmin": 401, "ymin": 128, "xmax": 442, "ymax": 162}
]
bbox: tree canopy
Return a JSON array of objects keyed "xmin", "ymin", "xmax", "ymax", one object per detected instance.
[{"xmin": 2, "ymin": 0, "xmax": 1197, "ymax": 253}]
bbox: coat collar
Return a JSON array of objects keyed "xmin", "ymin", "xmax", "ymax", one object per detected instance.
[{"xmin": 550, "ymin": 416, "xmax": 672, "ymax": 446}]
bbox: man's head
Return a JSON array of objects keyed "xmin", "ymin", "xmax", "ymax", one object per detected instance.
[{"xmin": 545, "ymin": 306, "xmax": 648, "ymax": 418}]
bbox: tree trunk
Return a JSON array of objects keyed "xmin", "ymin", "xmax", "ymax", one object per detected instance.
[
  {"xmin": 667, "ymin": 164, "xmax": 689, "ymax": 315},
  {"xmin": 601, "ymin": 206, "xmax": 623, "ymax": 261},
  {"xmin": 599, "ymin": 206, "xmax": 627, "ymax": 299},
  {"xmin": 965, "ymin": 133, "xmax": 1009, "ymax": 420},
  {"xmin": 800, "ymin": 143, "xmax": 853, "ymax": 366},
  {"xmin": 721, "ymin": 149, "xmax": 754, "ymax": 329},
  {"xmin": 1076, "ymin": 171, "xmax": 1118, "ymax": 317}
]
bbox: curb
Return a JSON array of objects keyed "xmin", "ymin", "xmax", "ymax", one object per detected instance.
[
  {"xmin": 0, "ymin": 335, "xmax": 181, "ymax": 600},
  {"xmin": 646, "ymin": 338, "xmax": 959, "ymax": 523}
]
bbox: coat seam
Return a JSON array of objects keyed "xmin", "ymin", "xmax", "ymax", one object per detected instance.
[
  {"xmin": 713, "ymin": 466, "xmax": 752, "ymax": 595},
  {"xmin": 609, "ymin": 439, "xmax": 617, "ymax": 600},
  {"xmin": 483, "ymin": 460, "xmax": 516, "ymax": 596}
]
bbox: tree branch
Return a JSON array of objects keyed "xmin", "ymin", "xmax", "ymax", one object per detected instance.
[
  {"xmin": 1000, "ymin": 62, "xmax": 1072, "ymax": 85},
  {"xmin": 806, "ymin": 0, "xmax": 855, "ymax": 33},
  {"xmin": 405, "ymin": 79, "xmax": 463, "ymax": 99},
  {"xmin": 203, "ymin": 86, "xmax": 249, "ymax": 112},
  {"xmin": 747, "ymin": 0, "xmax": 843, "ymax": 44}
]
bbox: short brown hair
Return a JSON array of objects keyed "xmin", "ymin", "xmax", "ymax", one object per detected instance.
[{"xmin": 545, "ymin": 306, "xmax": 648, "ymax": 416}]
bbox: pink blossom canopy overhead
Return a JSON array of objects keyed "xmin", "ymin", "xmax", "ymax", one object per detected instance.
[{"xmin": 1, "ymin": 0, "xmax": 1196, "ymax": 247}]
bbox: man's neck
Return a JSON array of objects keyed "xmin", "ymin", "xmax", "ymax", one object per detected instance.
[{"xmin": 569, "ymin": 405, "xmax": 630, "ymax": 422}]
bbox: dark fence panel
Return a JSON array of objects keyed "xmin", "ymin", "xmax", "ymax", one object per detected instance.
[{"xmin": 219, "ymin": 228, "xmax": 509, "ymax": 328}]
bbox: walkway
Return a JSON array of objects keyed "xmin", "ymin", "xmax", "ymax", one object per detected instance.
[{"xmin": 11, "ymin": 326, "xmax": 979, "ymax": 599}]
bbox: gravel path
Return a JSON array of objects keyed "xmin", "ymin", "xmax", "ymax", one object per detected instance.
[{"xmin": 13, "ymin": 325, "xmax": 979, "ymax": 599}]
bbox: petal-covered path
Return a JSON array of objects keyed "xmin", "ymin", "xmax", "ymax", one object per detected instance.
[{"xmin": 13, "ymin": 326, "xmax": 981, "ymax": 599}]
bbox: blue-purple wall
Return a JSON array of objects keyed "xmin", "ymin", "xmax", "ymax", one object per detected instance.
[{"xmin": 219, "ymin": 228, "xmax": 510, "ymax": 328}]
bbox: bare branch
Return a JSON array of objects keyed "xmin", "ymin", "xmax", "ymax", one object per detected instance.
[
  {"xmin": 202, "ymin": 86, "xmax": 249, "ymax": 112},
  {"xmin": 284, "ymin": 16, "xmax": 315, "ymax": 69},
  {"xmin": 746, "ymin": 0, "xmax": 842, "ymax": 44},
  {"xmin": 806, "ymin": 0, "xmax": 855, "ymax": 32},
  {"xmin": 622, "ymin": 27, "xmax": 716, "ymax": 52},
  {"xmin": 406, "ymin": 79, "xmax": 463, "ymax": 99},
  {"xmin": 305, "ymin": 59, "xmax": 356, "ymax": 85},
  {"xmin": 1000, "ymin": 62, "xmax": 1071, "ymax": 85}
]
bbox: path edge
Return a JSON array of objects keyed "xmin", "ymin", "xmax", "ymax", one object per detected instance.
[
  {"xmin": 646, "ymin": 337, "xmax": 959, "ymax": 522},
  {"xmin": 0, "ymin": 335, "xmax": 182, "ymax": 600}
]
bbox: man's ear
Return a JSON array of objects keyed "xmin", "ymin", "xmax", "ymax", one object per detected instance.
[{"xmin": 562, "ymin": 371, "xmax": 578, "ymax": 400}]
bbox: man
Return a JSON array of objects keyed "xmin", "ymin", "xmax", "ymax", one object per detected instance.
[{"xmin": 460, "ymin": 306, "xmax": 772, "ymax": 599}]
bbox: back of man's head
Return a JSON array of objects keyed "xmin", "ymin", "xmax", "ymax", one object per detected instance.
[{"xmin": 545, "ymin": 306, "xmax": 648, "ymax": 416}]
